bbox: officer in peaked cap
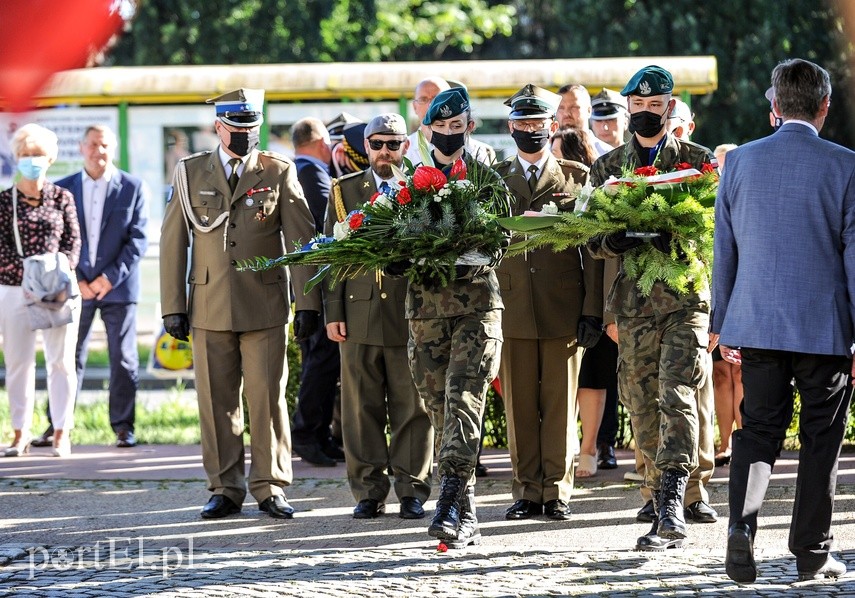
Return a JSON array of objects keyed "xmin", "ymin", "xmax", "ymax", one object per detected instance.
[
  {"xmin": 592, "ymin": 88, "xmax": 628, "ymax": 119},
  {"xmin": 206, "ymin": 88, "xmax": 265, "ymax": 127},
  {"xmin": 160, "ymin": 87, "xmax": 322, "ymax": 522},
  {"xmin": 330, "ymin": 122, "xmax": 369, "ymax": 177},
  {"xmin": 503, "ymin": 83, "xmax": 561, "ymax": 120},
  {"xmin": 325, "ymin": 112, "xmax": 362, "ymax": 143},
  {"xmin": 495, "ymin": 83, "xmax": 603, "ymax": 523},
  {"xmin": 591, "ymin": 88, "xmax": 629, "ymax": 149}
]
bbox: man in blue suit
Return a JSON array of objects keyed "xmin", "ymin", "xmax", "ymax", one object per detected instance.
[
  {"xmin": 56, "ymin": 125, "xmax": 148, "ymax": 448},
  {"xmin": 711, "ymin": 58, "xmax": 855, "ymax": 584}
]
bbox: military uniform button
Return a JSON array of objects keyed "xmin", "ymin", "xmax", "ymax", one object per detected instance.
[
  {"xmin": 229, "ymin": 241, "xmax": 236, "ymax": 247},
  {"xmin": 230, "ymin": 260, "xmax": 237, "ymax": 266},
  {"xmin": 530, "ymin": 267, "xmax": 536, "ymax": 273},
  {"xmin": 380, "ymin": 292, "xmax": 387, "ymax": 299},
  {"xmin": 202, "ymin": 201, "xmax": 208, "ymax": 205},
  {"xmin": 348, "ymin": 294, "xmax": 354, "ymax": 299},
  {"xmin": 230, "ymin": 223, "xmax": 236, "ymax": 228}
]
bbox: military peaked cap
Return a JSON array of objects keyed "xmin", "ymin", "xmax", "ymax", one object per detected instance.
[
  {"xmin": 504, "ymin": 84, "xmax": 560, "ymax": 120},
  {"xmin": 206, "ymin": 88, "xmax": 264, "ymax": 127}
]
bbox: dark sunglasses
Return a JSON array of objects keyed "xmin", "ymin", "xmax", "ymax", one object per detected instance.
[{"xmin": 367, "ymin": 139, "xmax": 404, "ymax": 151}]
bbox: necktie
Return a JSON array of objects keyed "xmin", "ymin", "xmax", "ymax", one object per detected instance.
[
  {"xmin": 228, "ymin": 158, "xmax": 241, "ymax": 193},
  {"xmin": 527, "ymin": 164, "xmax": 538, "ymax": 193},
  {"xmin": 379, "ymin": 181, "xmax": 390, "ymax": 194}
]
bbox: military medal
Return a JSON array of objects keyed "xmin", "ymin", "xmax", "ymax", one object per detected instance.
[
  {"xmin": 245, "ymin": 198, "xmax": 254, "ymax": 206},
  {"xmin": 255, "ymin": 207, "xmax": 267, "ymax": 222}
]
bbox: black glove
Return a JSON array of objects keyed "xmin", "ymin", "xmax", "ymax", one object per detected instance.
[
  {"xmin": 163, "ymin": 314, "xmax": 190, "ymax": 342},
  {"xmin": 650, "ymin": 231, "xmax": 673, "ymax": 254},
  {"xmin": 293, "ymin": 310, "xmax": 320, "ymax": 342},
  {"xmin": 576, "ymin": 316, "xmax": 603, "ymax": 349},
  {"xmin": 383, "ymin": 260, "xmax": 409, "ymax": 277},
  {"xmin": 604, "ymin": 231, "xmax": 645, "ymax": 254}
]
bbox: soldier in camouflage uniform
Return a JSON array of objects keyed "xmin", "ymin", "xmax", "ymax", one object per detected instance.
[
  {"xmin": 587, "ymin": 66, "xmax": 717, "ymax": 551},
  {"xmin": 390, "ymin": 87, "xmax": 511, "ymax": 548}
]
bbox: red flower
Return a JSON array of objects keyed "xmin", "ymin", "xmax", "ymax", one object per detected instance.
[
  {"xmin": 349, "ymin": 212, "xmax": 365, "ymax": 230},
  {"xmin": 674, "ymin": 162, "xmax": 694, "ymax": 172},
  {"xmin": 369, "ymin": 191, "xmax": 381, "ymax": 205},
  {"xmin": 437, "ymin": 542, "xmax": 448, "ymax": 553},
  {"xmin": 397, "ymin": 187, "xmax": 412, "ymax": 205},
  {"xmin": 412, "ymin": 165, "xmax": 447, "ymax": 192},
  {"xmin": 634, "ymin": 166, "xmax": 659, "ymax": 177},
  {"xmin": 701, "ymin": 162, "xmax": 717, "ymax": 174},
  {"xmin": 449, "ymin": 158, "xmax": 467, "ymax": 180}
]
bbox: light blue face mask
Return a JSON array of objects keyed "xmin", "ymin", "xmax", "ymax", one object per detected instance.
[{"xmin": 17, "ymin": 156, "xmax": 50, "ymax": 180}]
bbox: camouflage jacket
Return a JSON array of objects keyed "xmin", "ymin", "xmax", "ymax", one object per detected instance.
[
  {"xmin": 406, "ymin": 153, "xmax": 511, "ymax": 319},
  {"xmin": 588, "ymin": 133, "xmax": 714, "ymax": 318}
]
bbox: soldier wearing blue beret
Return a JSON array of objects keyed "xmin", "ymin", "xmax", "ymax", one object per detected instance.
[{"xmin": 587, "ymin": 65, "xmax": 718, "ymax": 552}]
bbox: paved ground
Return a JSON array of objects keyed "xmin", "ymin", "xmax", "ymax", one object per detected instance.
[{"xmin": 3, "ymin": 444, "xmax": 855, "ymax": 596}]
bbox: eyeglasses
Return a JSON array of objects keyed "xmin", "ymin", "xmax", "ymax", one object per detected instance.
[
  {"xmin": 367, "ymin": 139, "xmax": 404, "ymax": 151},
  {"xmin": 510, "ymin": 120, "xmax": 550, "ymax": 132}
]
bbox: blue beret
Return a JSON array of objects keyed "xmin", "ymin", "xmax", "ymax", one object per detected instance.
[
  {"xmin": 422, "ymin": 88, "xmax": 471, "ymax": 125},
  {"xmin": 621, "ymin": 65, "xmax": 674, "ymax": 97}
]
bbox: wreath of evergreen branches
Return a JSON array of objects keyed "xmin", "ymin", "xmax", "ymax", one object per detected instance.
[{"xmin": 501, "ymin": 168, "xmax": 718, "ymax": 295}]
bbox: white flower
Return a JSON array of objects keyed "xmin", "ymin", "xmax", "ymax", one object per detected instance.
[
  {"xmin": 574, "ymin": 182, "xmax": 595, "ymax": 213},
  {"xmin": 332, "ymin": 220, "xmax": 350, "ymax": 241},
  {"xmin": 456, "ymin": 179, "xmax": 473, "ymax": 189},
  {"xmin": 433, "ymin": 194, "xmax": 442, "ymax": 202},
  {"xmin": 374, "ymin": 195, "xmax": 394, "ymax": 210},
  {"xmin": 540, "ymin": 201, "xmax": 559, "ymax": 215}
]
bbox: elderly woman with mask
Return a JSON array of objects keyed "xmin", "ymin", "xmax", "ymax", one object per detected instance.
[{"xmin": 0, "ymin": 123, "xmax": 81, "ymax": 457}]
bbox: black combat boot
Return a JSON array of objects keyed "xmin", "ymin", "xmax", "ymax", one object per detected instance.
[
  {"xmin": 428, "ymin": 475, "xmax": 468, "ymax": 540},
  {"xmin": 657, "ymin": 469, "xmax": 689, "ymax": 540},
  {"xmin": 448, "ymin": 486, "xmax": 481, "ymax": 549},
  {"xmin": 636, "ymin": 491, "xmax": 684, "ymax": 551}
]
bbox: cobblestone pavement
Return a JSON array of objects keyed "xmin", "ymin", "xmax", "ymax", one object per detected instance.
[{"xmin": 3, "ymin": 474, "xmax": 855, "ymax": 596}]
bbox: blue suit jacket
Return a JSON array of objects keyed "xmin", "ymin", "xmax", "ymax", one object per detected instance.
[
  {"xmin": 56, "ymin": 169, "xmax": 148, "ymax": 304},
  {"xmin": 711, "ymin": 122, "xmax": 855, "ymax": 356},
  {"xmin": 294, "ymin": 155, "xmax": 331, "ymax": 233}
]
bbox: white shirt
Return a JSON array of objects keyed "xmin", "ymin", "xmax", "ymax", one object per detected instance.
[
  {"xmin": 218, "ymin": 145, "xmax": 247, "ymax": 179},
  {"xmin": 372, "ymin": 171, "xmax": 396, "ymax": 192},
  {"xmin": 82, "ymin": 165, "xmax": 115, "ymax": 266},
  {"xmin": 516, "ymin": 153, "xmax": 549, "ymax": 181}
]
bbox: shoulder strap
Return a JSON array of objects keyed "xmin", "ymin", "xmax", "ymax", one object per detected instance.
[{"xmin": 11, "ymin": 186, "xmax": 22, "ymax": 257}]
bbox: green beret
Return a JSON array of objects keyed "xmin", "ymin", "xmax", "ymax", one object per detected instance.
[
  {"xmin": 620, "ymin": 65, "xmax": 674, "ymax": 97},
  {"xmin": 422, "ymin": 88, "xmax": 470, "ymax": 125},
  {"xmin": 504, "ymin": 84, "xmax": 560, "ymax": 120}
]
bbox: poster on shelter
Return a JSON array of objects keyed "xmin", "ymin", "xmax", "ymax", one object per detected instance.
[{"xmin": 0, "ymin": 107, "xmax": 119, "ymax": 188}]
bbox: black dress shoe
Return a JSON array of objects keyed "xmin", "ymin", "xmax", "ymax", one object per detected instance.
[
  {"xmin": 30, "ymin": 425, "xmax": 54, "ymax": 447},
  {"xmin": 544, "ymin": 499, "xmax": 572, "ymax": 520},
  {"xmin": 505, "ymin": 499, "xmax": 543, "ymax": 520},
  {"xmin": 725, "ymin": 522, "xmax": 756, "ymax": 583},
  {"xmin": 475, "ymin": 460, "xmax": 489, "ymax": 477},
  {"xmin": 116, "ymin": 430, "xmax": 137, "ymax": 448},
  {"xmin": 684, "ymin": 500, "xmax": 718, "ymax": 523},
  {"xmin": 636, "ymin": 499, "xmax": 656, "ymax": 523},
  {"xmin": 798, "ymin": 555, "xmax": 846, "ymax": 581},
  {"xmin": 293, "ymin": 442, "xmax": 337, "ymax": 467},
  {"xmin": 597, "ymin": 443, "xmax": 618, "ymax": 470},
  {"xmin": 259, "ymin": 495, "xmax": 295, "ymax": 519},
  {"xmin": 201, "ymin": 495, "xmax": 241, "ymax": 519},
  {"xmin": 353, "ymin": 498, "xmax": 385, "ymax": 519},
  {"xmin": 399, "ymin": 496, "xmax": 425, "ymax": 519}
]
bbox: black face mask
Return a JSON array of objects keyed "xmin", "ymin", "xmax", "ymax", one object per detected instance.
[
  {"xmin": 227, "ymin": 130, "xmax": 260, "ymax": 156},
  {"xmin": 628, "ymin": 110, "xmax": 667, "ymax": 138},
  {"xmin": 511, "ymin": 129, "xmax": 550, "ymax": 153},
  {"xmin": 431, "ymin": 130, "xmax": 466, "ymax": 156}
]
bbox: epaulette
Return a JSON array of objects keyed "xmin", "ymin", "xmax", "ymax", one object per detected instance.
[
  {"xmin": 335, "ymin": 170, "xmax": 365, "ymax": 183},
  {"xmin": 555, "ymin": 157, "xmax": 590, "ymax": 174},
  {"xmin": 179, "ymin": 149, "xmax": 213, "ymax": 164},
  {"xmin": 258, "ymin": 149, "xmax": 293, "ymax": 163}
]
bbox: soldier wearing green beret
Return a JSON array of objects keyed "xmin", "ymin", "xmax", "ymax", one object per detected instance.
[
  {"xmin": 397, "ymin": 86, "xmax": 511, "ymax": 548},
  {"xmin": 160, "ymin": 88, "xmax": 322, "ymax": 521},
  {"xmin": 587, "ymin": 66, "xmax": 717, "ymax": 551},
  {"xmin": 494, "ymin": 84, "xmax": 604, "ymax": 522}
]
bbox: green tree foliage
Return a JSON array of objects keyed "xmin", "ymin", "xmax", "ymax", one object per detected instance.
[{"xmin": 486, "ymin": 0, "xmax": 852, "ymax": 148}]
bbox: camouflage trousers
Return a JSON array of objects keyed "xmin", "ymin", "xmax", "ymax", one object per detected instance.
[
  {"xmin": 408, "ymin": 309, "xmax": 503, "ymax": 482},
  {"xmin": 616, "ymin": 306, "xmax": 710, "ymax": 489}
]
